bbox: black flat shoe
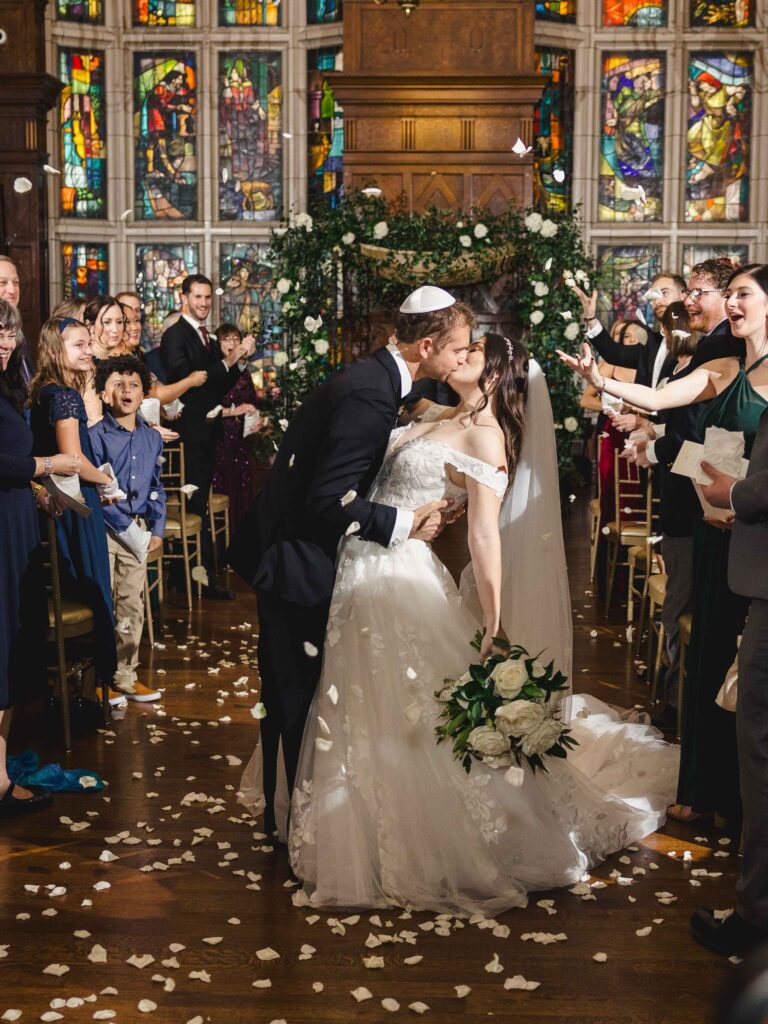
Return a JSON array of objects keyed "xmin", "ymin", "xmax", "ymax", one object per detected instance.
[
  {"xmin": 691, "ymin": 908, "xmax": 768, "ymax": 957},
  {"xmin": 0, "ymin": 782, "xmax": 53, "ymax": 818},
  {"xmin": 202, "ymin": 584, "xmax": 235, "ymax": 601}
]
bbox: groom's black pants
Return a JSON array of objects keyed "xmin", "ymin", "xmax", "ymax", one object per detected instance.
[{"xmin": 256, "ymin": 592, "xmax": 331, "ymax": 832}]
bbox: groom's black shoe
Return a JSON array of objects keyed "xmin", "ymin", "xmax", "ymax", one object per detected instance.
[{"xmin": 691, "ymin": 908, "xmax": 768, "ymax": 957}]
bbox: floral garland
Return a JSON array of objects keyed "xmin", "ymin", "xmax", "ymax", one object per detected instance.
[{"xmin": 254, "ymin": 193, "xmax": 595, "ymax": 488}]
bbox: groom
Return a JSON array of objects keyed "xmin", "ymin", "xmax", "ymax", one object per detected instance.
[{"xmin": 228, "ymin": 286, "xmax": 476, "ymax": 834}]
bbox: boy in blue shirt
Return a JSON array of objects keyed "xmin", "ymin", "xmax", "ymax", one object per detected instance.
[{"xmin": 89, "ymin": 356, "xmax": 166, "ymax": 703}]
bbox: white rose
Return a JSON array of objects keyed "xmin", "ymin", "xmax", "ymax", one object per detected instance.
[
  {"xmin": 276, "ymin": 278, "xmax": 292, "ymax": 294},
  {"xmin": 341, "ymin": 232, "xmax": 356, "ymax": 245},
  {"xmin": 530, "ymin": 310, "xmax": 544, "ymax": 326},
  {"xmin": 295, "ymin": 212, "xmax": 313, "ymax": 231},
  {"xmin": 524, "ymin": 212, "xmax": 543, "ymax": 233},
  {"xmin": 491, "ymin": 660, "xmax": 529, "ymax": 700},
  {"xmin": 281, "ymin": 300, "xmax": 292, "ymax": 313},
  {"xmin": 459, "ymin": 235, "xmax": 472, "ymax": 248},
  {"xmin": 467, "ymin": 726, "xmax": 511, "ymax": 758},
  {"xmin": 272, "ymin": 227, "xmax": 287, "ymax": 237},
  {"xmin": 540, "ymin": 219, "xmax": 558, "ymax": 238},
  {"xmin": 520, "ymin": 717, "xmax": 563, "ymax": 757},
  {"xmin": 373, "ymin": 221, "xmax": 389, "ymax": 240},
  {"xmin": 533, "ymin": 281, "xmax": 549, "ymax": 297},
  {"xmin": 495, "ymin": 700, "xmax": 545, "ymax": 738},
  {"xmin": 564, "ymin": 321, "xmax": 580, "ymax": 342},
  {"xmin": 575, "ymin": 269, "xmax": 588, "ymax": 282},
  {"xmin": 304, "ymin": 315, "xmax": 323, "ymax": 334},
  {"xmin": 313, "ymin": 338, "xmax": 330, "ymax": 356},
  {"xmin": 563, "ymin": 416, "xmax": 579, "ymax": 433},
  {"xmin": 273, "ymin": 351, "xmax": 289, "ymax": 368},
  {"xmin": 474, "ymin": 223, "xmax": 488, "ymax": 239}
]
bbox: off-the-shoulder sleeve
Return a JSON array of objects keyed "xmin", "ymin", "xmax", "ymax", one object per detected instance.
[
  {"xmin": 444, "ymin": 450, "xmax": 508, "ymax": 498},
  {"xmin": 386, "ymin": 424, "xmax": 413, "ymax": 456},
  {"xmin": 47, "ymin": 386, "xmax": 86, "ymax": 425}
]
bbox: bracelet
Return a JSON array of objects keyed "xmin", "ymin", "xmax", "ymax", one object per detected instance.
[
  {"xmin": 42, "ymin": 457, "xmax": 53, "ymax": 477},
  {"xmin": 583, "ymin": 315, "xmax": 598, "ymax": 323}
]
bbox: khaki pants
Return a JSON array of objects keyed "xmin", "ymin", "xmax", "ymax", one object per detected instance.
[{"xmin": 107, "ymin": 520, "xmax": 148, "ymax": 690}]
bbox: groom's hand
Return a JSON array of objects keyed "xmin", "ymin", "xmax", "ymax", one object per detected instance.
[{"xmin": 410, "ymin": 499, "xmax": 451, "ymax": 542}]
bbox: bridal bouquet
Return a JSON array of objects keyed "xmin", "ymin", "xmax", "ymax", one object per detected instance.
[{"xmin": 434, "ymin": 632, "xmax": 576, "ymax": 783}]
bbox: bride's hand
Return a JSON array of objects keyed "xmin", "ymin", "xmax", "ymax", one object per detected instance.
[{"xmin": 479, "ymin": 628, "xmax": 501, "ymax": 661}]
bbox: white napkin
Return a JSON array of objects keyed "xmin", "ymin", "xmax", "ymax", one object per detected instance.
[
  {"xmin": 115, "ymin": 520, "xmax": 151, "ymax": 562},
  {"xmin": 601, "ymin": 392, "xmax": 623, "ymax": 414},
  {"xmin": 163, "ymin": 399, "xmax": 183, "ymax": 418},
  {"xmin": 97, "ymin": 463, "xmax": 127, "ymax": 502},
  {"xmin": 139, "ymin": 398, "xmax": 161, "ymax": 426},
  {"xmin": 243, "ymin": 411, "xmax": 261, "ymax": 438}
]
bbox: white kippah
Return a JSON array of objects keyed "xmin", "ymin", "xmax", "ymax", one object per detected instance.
[{"xmin": 399, "ymin": 285, "xmax": 457, "ymax": 314}]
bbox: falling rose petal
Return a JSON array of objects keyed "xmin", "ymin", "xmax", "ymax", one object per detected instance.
[
  {"xmin": 120, "ymin": 208, "xmax": 134, "ymax": 220},
  {"xmin": 312, "ymin": 982, "xmax": 324, "ymax": 993},
  {"xmin": 137, "ymin": 1001, "xmax": 157, "ymax": 1013},
  {"xmin": 99, "ymin": 850, "xmax": 118, "ymax": 863},
  {"xmin": 635, "ymin": 926, "xmax": 652, "ymax": 937},
  {"xmin": 455, "ymin": 986, "xmax": 471, "ymax": 998},
  {"xmin": 327, "ymin": 684, "xmax": 339, "ymax": 705},
  {"xmin": 191, "ymin": 566, "xmax": 209, "ymax": 587},
  {"xmin": 636, "ymin": 308, "xmax": 647, "ymax": 327},
  {"xmin": 202, "ymin": 937, "xmax": 223, "ymax": 945},
  {"xmin": 340, "ymin": 489, "xmax": 357, "ymax": 507},
  {"xmin": 215, "ymin": 287, "xmax": 224, "ymax": 296},
  {"xmin": 363, "ymin": 956, "xmax": 385, "ymax": 969},
  {"xmin": 404, "ymin": 955, "xmax": 423, "ymax": 965},
  {"xmin": 593, "ymin": 952, "xmax": 608, "ymax": 962},
  {"xmin": 126, "ymin": 954, "xmax": 155, "ymax": 969},
  {"xmin": 382, "ymin": 999, "xmax": 400, "ymax": 1012},
  {"xmin": 252, "ymin": 980, "xmax": 272, "ymax": 989},
  {"xmin": 303, "ymin": 642, "xmax": 319, "ymax": 658},
  {"xmin": 408, "ymin": 1002, "xmax": 430, "ymax": 1014},
  {"xmin": 511, "ymin": 137, "xmax": 532, "ymax": 157},
  {"xmin": 42, "ymin": 964, "xmax": 69, "ymax": 977},
  {"xmin": 88, "ymin": 944, "xmax": 108, "ymax": 963},
  {"xmin": 43, "ymin": 164, "xmax": 61, "ymax": 176},
  {"xmin": 206, "ymin": 405, "xmax": 223, "ymax": 420},
  {"xmin": 345, "ymin": 521, "xmax": 360, "ymax": 537},
  {"xmin": 315, "ymin": 737, "xmax": 333, "ymax": 753},
  {"xmin": 351, "ymin": 988, "xmax": 373, "ymax": 1003},
  {"xmin": 485, "ymin": 954, "xmax": 503, "ymax": 974},
  {"xmin": 553, "ymin": 168, "xmax": 566, "ymax": 183},
  {"xmin": 251, "ymin": 703, "xmax": 267, "ymax": 720},
  {"xmin": 2, "ymin": 1012, "xmax": 23, "ymax": 1022},
  {"xmin": 13, "ymin": 177, "xmax": 32, "ymax": 194}
]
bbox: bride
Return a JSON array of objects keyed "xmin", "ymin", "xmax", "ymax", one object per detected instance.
[{"xmin": 240, "ymin": 333, "xmax": 679, "ymax": 914}]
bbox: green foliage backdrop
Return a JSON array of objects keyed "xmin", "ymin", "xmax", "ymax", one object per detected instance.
[{"xmin": 255, "ymin": 192, "xmax": 595, "ymax": 489}]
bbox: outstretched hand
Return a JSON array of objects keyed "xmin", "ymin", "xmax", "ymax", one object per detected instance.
[
  {"xmin": 556, "ymin": 342, "xmax": 603, "ymax": 389},
  {"xmin": 568, "ymin": 283, "xmax": 598, "ymax": 322}
]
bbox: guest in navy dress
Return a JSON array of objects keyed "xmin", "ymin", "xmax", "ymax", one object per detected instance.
[
  {"xmin": 211, "ymin": 323, "xmax": 260, "ymax": 533},
  {"xmin": 0, "ymin": 302, "xmax": 80, "ymax": 816},
  {"xmin": 29, "ymin": 318, "xmax": 120, "ymax": 696}
]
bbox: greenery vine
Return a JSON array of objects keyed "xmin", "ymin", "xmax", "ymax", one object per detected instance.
[{"xmin": 254, "ymin": 191, "xmax": 596, "ymax": 490}]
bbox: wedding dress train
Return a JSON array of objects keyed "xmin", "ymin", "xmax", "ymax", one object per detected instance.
[{"xmin": 240, "ymin": 429, "xmax": 680, "ymax": 915}]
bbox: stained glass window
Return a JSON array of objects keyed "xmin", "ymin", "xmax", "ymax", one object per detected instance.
[
  {"xmin": 219, "ymin": 52, "xmax": 282, "ymax": 221},
  {"xmin": 534, "ymin": 48, "xmax": 574, "ymax": 215},
  {"xmin": 62, "ymin": 243, "xmax": 109, "ymax": 300},
  {"xmin": 682, "ymin": 244, "xmax": 748, "ymax": 279},
  {"xmin": 308, "ymin": 48, "xmax": 344, "ymax": 212},
  {"xmin": 690, "ymin": 0, "xmax": 752, "ymax": 26},
  {"xmin": 135, "ymin": 243, "xmax": 198, "ymax": 348},
  {"xmin": 134, "ymin": 1, "xmax": 196, "ymax": 25},
  {"xmin": 599, "ymin": 53, "xmax": 665, "ymax": 223},
  {"xmin": 219, "ymin": 244, "xmax": 281, "ymax": 382},
  {"xmin": 307, "ymin": 0, "xmax": 343, "ymax": 23},
  {"xmin": 602, "ymin": 0, "xmax": 665, "ymax": 25},
  {"xmin": 686, "ymin": 52, "xmax": 752, "ymax": 223},
  {"xmin": 57, "ymin": 0, "xmax": 103, "ymax": 22},
  {"xmin": 597, "ymin": 245, "xmax": 661, "ymax": 322},
  {"xmin": 220, "ymin": 0, "xmax": 281, "ymax": 25},
  {"xmin": 59, "ymin": 49, "xmax": 107, "ymax": 219},
  {"xmin": 535, "ymin": 1, "xmax": 576, "ymax": 22},
  {"xmin": 134, "ymin": 54, "xmax": 197, "ymax": 221}
]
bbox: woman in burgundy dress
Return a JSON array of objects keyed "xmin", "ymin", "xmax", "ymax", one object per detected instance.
[{"xmin": 211, "ymin": 323, "xmax": 260, "ymax": 533}]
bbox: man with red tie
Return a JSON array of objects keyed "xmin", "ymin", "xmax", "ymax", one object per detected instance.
[{"xmin": 160, "ymin": 273, "xmax": 254, "ymax": 599}]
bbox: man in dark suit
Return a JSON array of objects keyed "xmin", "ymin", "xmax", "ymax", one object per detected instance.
[
  {"xmin": 160, "ymin": 273, "xmax": 254, "ymax": 599},
  {"xmin": 228, "ymin": 288, "xmax": 475, "ymax": 834},
  {"xmin": 692, "ymin": 416, "xmax": 768, "ymax": 956},
  {"xmin": 572, "ymin": 271, "xmax": 686, "ymax": 388}
]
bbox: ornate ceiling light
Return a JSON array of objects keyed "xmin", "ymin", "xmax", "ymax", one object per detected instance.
[{"xmin": 373, "ymin": 0, "xmax": 422, "ymax": 14}]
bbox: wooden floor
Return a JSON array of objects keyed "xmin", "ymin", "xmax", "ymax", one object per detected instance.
[{"xmin": 1, "ymin": 495, "xmax": 740, "ymax": 1024}]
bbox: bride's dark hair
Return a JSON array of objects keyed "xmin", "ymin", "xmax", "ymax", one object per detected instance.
[{"xmin": 475, "ymin": 332, "xmax": 529, "ymax": 477}]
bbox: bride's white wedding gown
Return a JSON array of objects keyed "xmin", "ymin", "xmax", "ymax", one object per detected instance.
[{"xmin": 240, "ymin": 432, "xmax": 680, "ymax": 916}]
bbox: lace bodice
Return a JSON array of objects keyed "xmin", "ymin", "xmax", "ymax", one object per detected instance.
[{"xmin": 368, "ymin": 431, "xmax": 508, "ymax": 510}]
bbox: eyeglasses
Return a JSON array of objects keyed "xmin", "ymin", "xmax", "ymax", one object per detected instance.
[{"xmin": 683, "ymin": 288, "xmax": 722, "ymax": 301}]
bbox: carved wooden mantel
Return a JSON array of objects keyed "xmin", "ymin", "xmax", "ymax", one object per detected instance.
[{"xmin": 332, "ymin": 0, "xmax": 543, "ymax": 214}]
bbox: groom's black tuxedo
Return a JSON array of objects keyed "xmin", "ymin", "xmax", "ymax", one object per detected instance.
[
  {"xmin": 227, "ymin": 346, "xmax": 408, "ymax": 832},
  {"xmin": 228, "ymin": 346, "xmax": 403, "ymax": 605}
]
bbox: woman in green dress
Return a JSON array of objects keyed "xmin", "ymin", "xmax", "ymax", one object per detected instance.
[{"xmin": 559, "ymin": 264, "xmax": 768, "ymax": 825}]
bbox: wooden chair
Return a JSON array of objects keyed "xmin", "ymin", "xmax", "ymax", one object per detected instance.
[
  {"xmin": 647, "ymin": 571, "xmax": 668, "ymax": 705},
  {"xmin": 143, "ymin": 542, "xmax": 164, "ymax": 647},
  {"xmin": 209, "ymin": 488, "xmax": 231, "ymax": 575},
  {"xmin": 604, "ymin": 452, "xmax": 652, "ymax": 616},
  {"xmin": 626, "ymin": 477, "xmax": 661, "ymax": 628},
  {"xmin": 588, "ymin": 433, "xmax": 603, "ymax": 583},
  {"xmin": 161, "ymin": 443, "xmax": 203, "ymax": 609},
  {"xmin": 42, "ymin": 516, "xmax": 109, "ymax": 751}
]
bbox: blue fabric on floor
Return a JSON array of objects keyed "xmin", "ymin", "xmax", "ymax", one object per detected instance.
[{"xmin": 7, "ymin": 752, "xmax": 105, "ymax": 792}]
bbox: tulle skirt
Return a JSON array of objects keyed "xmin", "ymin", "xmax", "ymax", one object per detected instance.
[{"xmin": 240, "ymin": 538, "xmax": 679, "ymax": 916}]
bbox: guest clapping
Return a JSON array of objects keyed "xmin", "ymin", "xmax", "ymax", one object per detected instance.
[
  {"xmin": 89, "ymin": 356, "xmax": 166, "ymax": 704},
  {"xmin": 29, "ymin": 318, "xmax": 118, "ymax": 698}
]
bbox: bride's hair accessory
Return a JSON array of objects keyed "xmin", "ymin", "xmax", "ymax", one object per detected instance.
[{"xmin": 399, "ymin": 285, "xmax": 457, "ymax": 314}]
